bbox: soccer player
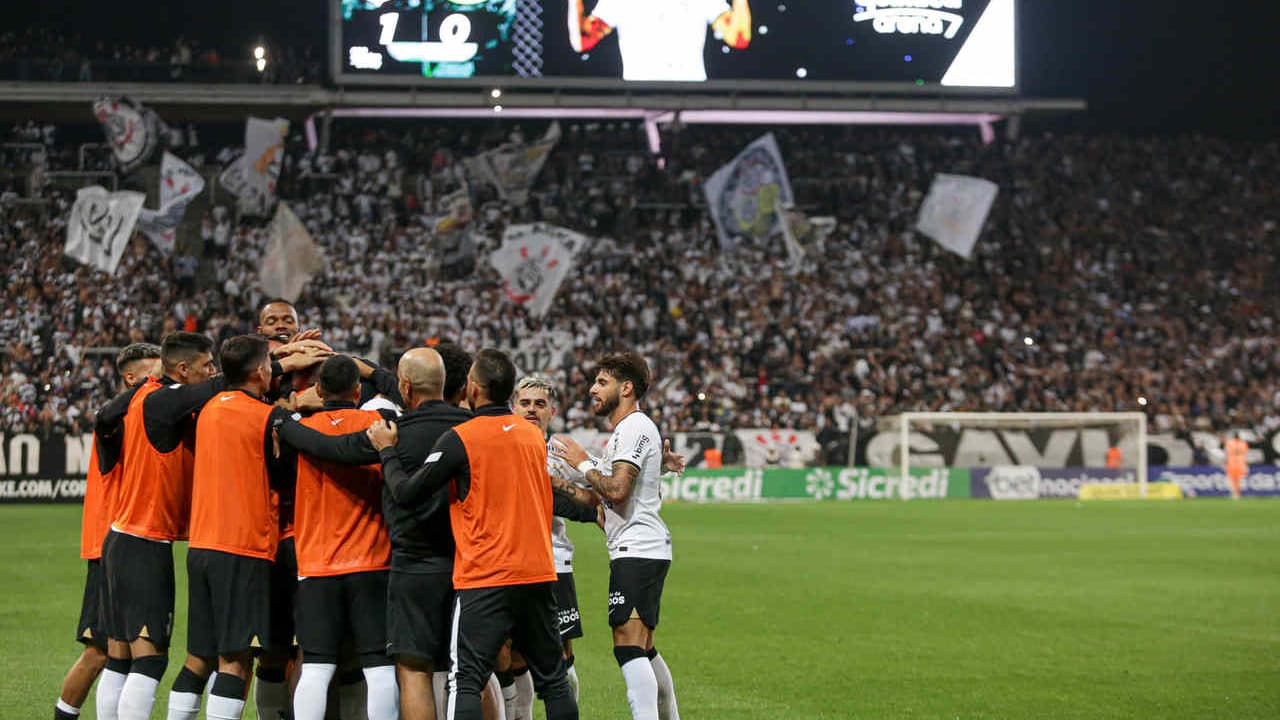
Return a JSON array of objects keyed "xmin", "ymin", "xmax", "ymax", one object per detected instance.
[
  {"xmin": 288, "ymin": 355, "xmax": 398, "ymax": 720},
  {"xmin": 568, "ymin": 0, "xmax": 752, "ymax": 81},
  {"xmin": 1224, "ymin": 433, "xmax": 1248, "ymax": 500},
  {"xmin": 277, "ymin": 344, "xmax": 495, "ymax": 720},
  {"xmin": 367, "ymin": 349, "xmax": 579, "ymax": 720},
  {"xmin": 185, "ymin": 335, "xmax": 300, "ymax": 720},
  {"xmin": 508, "ymin": 375, "xmax": 603, "ymax": 715},
  {"xmin": 552, "ymin": 351, "xmax": 680, "ymax": 720},
  {"xmin": 54, "ymin": 343, "xmax": 161, "ymax": 720},
  {"xmin": 93, "ymin": 332, "xmax": 323, "ymax": 720}
]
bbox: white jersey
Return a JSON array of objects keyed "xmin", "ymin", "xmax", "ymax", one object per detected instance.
[
  {"xmin": 598, "ymin": 411, "xmax": 671, "ymax": 561},
  {"xmin": 591, "ymin": 0, "xmax": 730, "ymax": 82},
  {"xmin": 548, "ymin": 439, "xmax": 587, "ymax": 571}
]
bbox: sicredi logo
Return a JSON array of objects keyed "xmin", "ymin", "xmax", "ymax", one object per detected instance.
[
  {"xmin": 853, "ymin": 0, "xmax": 966, "ymax": 39},
  {"xmin": 986, "ymin": 465, "xmax": 1041, "ymax": 500}
]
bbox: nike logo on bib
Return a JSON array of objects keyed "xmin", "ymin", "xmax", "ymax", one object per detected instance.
[
  {"xmin": 502, "ymin": 424, "xmax": 517, "ymax": 432},
  {"xmin": 330, "ymin": 418, "xmax": 344, "ymax": 426}
]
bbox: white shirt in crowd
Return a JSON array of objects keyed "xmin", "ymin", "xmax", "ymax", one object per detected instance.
[{"xmin": 591, "ymin": 0, "xmax": 730, "ymax": 82}]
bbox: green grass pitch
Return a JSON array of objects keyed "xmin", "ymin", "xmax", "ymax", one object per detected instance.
[{"xmin": 2, "ymin": 500, "xmax": 1278, "ymax": 719}]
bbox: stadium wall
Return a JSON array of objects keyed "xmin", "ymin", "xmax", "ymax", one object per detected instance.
[{"xmin": 4, "ymin": 432, "xmax": 1277, "ymax": 503}]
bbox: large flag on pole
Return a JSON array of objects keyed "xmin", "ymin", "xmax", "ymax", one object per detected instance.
[
  {"xmin": 490, "ymin": 223, "xmax": 581, "ymax": 317},
  {"xmin": 704, "ymin": 133, "xmax": 794, "ymax": 250},
  {"xmin": 915, "ymin": 173, "xmax": 999, "ymax": 259},
  {"xmin": 259, "ymin": 203, "xmax": 325, "ymax": 302},
  {"xmin": 92, "ymin": 96, "xmax": 163, "ymax": 175},
  {"xmin": 65, "ymin": 186, "xmax": 146, "ymax": 274},
  {"xmin": 137, "ymin": 152, "xmax": 205, "ymax": 254},
  {"xmin": 220, "ymin": 117, "xmax": 289, "ymax": 216},
  {"xmin": 463, "ymin": 123, "xmax": 560, "ymax": 205}
]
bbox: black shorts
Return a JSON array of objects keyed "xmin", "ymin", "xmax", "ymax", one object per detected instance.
[
  {"xmin": 608, "ymin": 558, "xmax": 670, "ymax": 629},
  {"xmin": 450, "ymin": 583, "xmax": 568, "ymax": 697},
  {"xmin": 552, "ymin": 572, "xmax": 583, "ymax": 641},
  {"xmin": 296, "ymin": 570, "xmax": 391, "ymax": 667},
  {"xmin": 103, "ymin": 530, "xmax": 175, "ymax": 648},
  {"xmin": 386, "ymin": 567, "xmax": 454, "ymax": 664},
  {"xmin": 186, "ymin": 548, "xmax": 272, "ymax": 658},
  {"xmin": 75, "ymin": 559, "xmax": 108, "ymax": 649},
  {"xmin": 267, "ymin": 536, "xmax": 298, "ymax": 652}
]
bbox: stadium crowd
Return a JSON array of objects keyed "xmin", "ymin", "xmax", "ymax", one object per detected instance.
[
  {"xmin": 0, "ymin": 27, "xmax": 320, "ymax": 84},
  {"xmin": 2, "ymin": 119, "xmax": 1278, "ymax": 445}
]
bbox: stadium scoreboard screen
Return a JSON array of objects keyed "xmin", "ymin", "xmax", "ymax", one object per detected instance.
[{"xmin": 332, "ymin": 0, "xmax": 1017, "ymax": 91}]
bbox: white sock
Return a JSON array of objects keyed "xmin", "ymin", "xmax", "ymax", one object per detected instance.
[
  {"xmin": 56, "ymin": 698, "xmax": 80, "ymax": 716},
  {"xmin": 501, "ymin": 675, "xmax": 518, "ymax": 718},
  {"xmin": 619, "ymin": 658, "xmax": 660, "ymax": 720},
  {"xmin": 514, "ymin": 671, "xmax": 534, "ymax": 720},
  {"xmin": 485, "ymin": 674, "xmax": 507, "ymax": 720},
  {"xmin": 293, "ymin": 663, "xmax": 338, "ymax": 720},
  {"xmin": 362, "ymin": 665, "xmax": 398, "ymax": 720},
  {"xmin": 566, "ymin": 663, "xmax": 579, "ymax": 704},
  {"xmin": 96, "ymin": 668, "xmax": 128, "ymax": 720},
  {"xmin": 117, "ymin": 672, "xmax": 161, "ymax": 720},
  {"xmin": 165, "ymin": 689, "xmax": 202, "ymax": 720},
  {"xmin": 206, "ymin": 692, "xmax": 246, "ymax": 720},
  {"xmin": 649, "ymin": 653, "xmax": 680, "ymax": 720},
  {"xmin": 255, "ymin": 677, "xmax": 289, "ymax": 720},
  {"xmin": 431, "ymin": 670, "xmax": 449, "ymax": 720}
]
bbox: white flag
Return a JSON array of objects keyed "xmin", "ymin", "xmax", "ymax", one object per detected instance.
[
  {"xmin": 65, "ymin": 186, "xmax": 145, "ymax": 274},
  {"xmin": 491, "ymin": 223, "xmax": 579, "ymax": 317},
  {"xmin": 220, "ymin": 117, "xmax": 289, "ymax": 216},
  {"xmin": 259, "ymin": 203, "xmax": 325, "ymax": 302},
  {"xmin": 137, "ymin": 152, "xmax": 205, "ymax": 254},
  {"xmin": 464, "ymin": 122, "xmax": 560, "ymax": 205},
  {"xmin": 92, "ymin": 96, "xmax": 162, "ymax": 175},
  {"xmin": 916, "ymin": 173, "xmax": 999, "ymax": 259},
  {"xmin": 704, "ymin": 133, "xmax": 794, "ymax": 250}
]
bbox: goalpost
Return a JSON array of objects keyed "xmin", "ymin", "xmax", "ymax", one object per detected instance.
[{"xmin": 899, "ymin": 412, "xmax": 1148, "ymax": 497}]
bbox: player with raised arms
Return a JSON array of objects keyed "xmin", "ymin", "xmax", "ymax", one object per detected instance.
[
  {"xmin": 568, "ymin": 0, "xmax": 752, "ymax": 81},
  {"xmin": 552, "ymin": 351, "xmax": 680, "ymax": 720}
]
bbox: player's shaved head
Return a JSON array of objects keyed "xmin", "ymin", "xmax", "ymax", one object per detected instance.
[{"xmin": 398, "ymin": 348, "xmax": 445, "ymax": 400}]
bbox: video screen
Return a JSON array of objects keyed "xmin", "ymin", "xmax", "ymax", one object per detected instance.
[{"xmin": 335, "ymin": 0, "xmax": 1017, "ymax": 89}]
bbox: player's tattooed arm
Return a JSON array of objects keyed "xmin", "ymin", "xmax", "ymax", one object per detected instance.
[
  {"xmin": 551, "ymin": 472, "xmax": 600, "ymax": 508},
  {"xmin": 584, "ymin": 461, "xmax": 639, "ymax": 505}
]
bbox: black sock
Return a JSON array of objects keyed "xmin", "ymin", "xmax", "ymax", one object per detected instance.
[
  {"xmin": 255, "ymin": 665, "xmax": 287, "ymax": 683},
  {"xmin": 54, "ymin": 706, "xmax": 78, "ymax": 720},
  {"xmin": 497, "ymin": 669, "xmax": 515, "ymax": 688},
  {"xmin": 565, "ymin": 653, "xmax": 575, "ymax": 668},
  {"xmin": 106, "ymin": 656, "xmax": 131, "ymax": 674},
  {"xmin": 131, "ymin": 654, "xmax": 168, "ymax": 681},
  {"xmin": 646, "ymin": 647, "xmax": 658, "ymax": 661},
  {"xmin": 613, "ymin": 645, "xmax": 646, "ymax": 667},
  {"xmin": 210, "ymin": 673, "xmax": 246, "ymax": 700},
  {"xmin": 172, "ymin": 666, "xmax": 208, "ymax": 694}
]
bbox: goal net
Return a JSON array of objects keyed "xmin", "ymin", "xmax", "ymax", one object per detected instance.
[{"xmin": 898, "ymin": 412, "xmax": 1148, "ymax": 498}]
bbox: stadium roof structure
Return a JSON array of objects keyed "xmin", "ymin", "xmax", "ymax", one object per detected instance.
[{"xmin": 0, "ymin": 81, "xmax": 1084, "ymax": 149}]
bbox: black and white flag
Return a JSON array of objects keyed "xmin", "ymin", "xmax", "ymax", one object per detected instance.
[{"xmin": 65, "ymin": 186, "xmax": 146, "ymax": 274}]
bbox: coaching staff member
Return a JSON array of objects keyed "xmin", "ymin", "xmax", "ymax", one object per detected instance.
[{"xmin": 366, "ymin": 348, "xmax": 578, "ymax": 720}]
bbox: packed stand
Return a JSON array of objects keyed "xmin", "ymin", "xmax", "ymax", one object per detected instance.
[
  {"xmin": 0, "ymin": 28, "xmax": 320, "ymax": 84},
  {"xmin": 2, "ymin": 119, "xmax": 1278, "ymax": 445}
]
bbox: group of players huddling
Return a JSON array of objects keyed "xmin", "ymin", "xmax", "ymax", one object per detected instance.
[{"xmin": 52, "ymin": 299, "xmax": 686, "ymax": 720}]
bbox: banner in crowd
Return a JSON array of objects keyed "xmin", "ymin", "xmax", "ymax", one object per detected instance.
[
  {"xmin": 137, "ymin": 152, "xmax": 205, "ymax": 254},
  {"xmin": 916, "ymin": 173, "xmax": 999, "ymax": 259},
  {"xmin": 64, "ymin": 186, "xmax": 146, "ymax": 274},
  {"xmin": 661, "ymin": 466, "xmax": 971, "ymax": 503},
  {"xmin": 0, "ymin": 432, "xmax": 93, "ymax": 503},
  {"xmin": 509, "ymin": 329, "xmax": 575, "ymax": 377},
  {"xmin": 91, "ymin": 96, "xmax": 163, "ymax": 175},
  {"xmin": 219, "ymin": 116, "xmax": 289, "ymax": 216},
  {"xmin": 704, "ymin": 133, "xmax": 795, "ymax": 250},
  {"xmin": 463, "ymin": 122, "xmax": 560, "ymax": 205},
  {"xmin": 259, "ymin": 202, "xmax": 325, "ymax": 302},
  {"xmin": 490, "ymin": 223, "xmax": 580, "ymax": 317}
]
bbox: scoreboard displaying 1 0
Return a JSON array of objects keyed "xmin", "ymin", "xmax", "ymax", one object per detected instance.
[{"xmin": 332, "ymin": 0, "xmax": 1017, "ymax": 91}]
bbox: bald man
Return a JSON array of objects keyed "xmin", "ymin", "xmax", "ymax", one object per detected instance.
[{"xmin": 276, "ymin": 346, "xmax": 492, "ymax": 720}]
